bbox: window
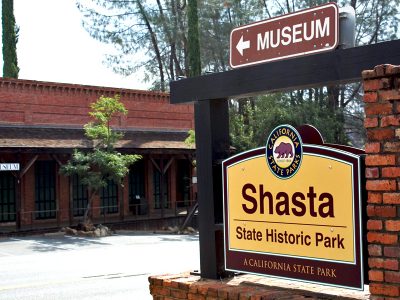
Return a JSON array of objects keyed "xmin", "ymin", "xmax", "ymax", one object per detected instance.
[
  {"xmin": 35, "ymin": 161, "xmax": 56, "ymax": 219},
  {"xmin": 0, "ymin": 172, "xmax": 16, "ymax": 222},
  {"xmin": 101, "ymin": 180, "xmax": 118, "ymax": 214},
  {"xmin": 72, "ymin": 175, "xmax": 88, "ymax": 217},
  {"xmin": 176, "ymin": 160, "xmax": 191, "ymax": 208},
  {"xmin": 153, "ymin": 160, "xmax": 169, "ymax": 209},
  {"xmin": 129, "ymin": 160, "xmax": 146, "ymax": 215}
]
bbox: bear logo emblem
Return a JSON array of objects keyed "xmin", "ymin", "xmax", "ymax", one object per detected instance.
[
  {"xmin": 266, "ymin": 124, "xmax": 303, "ymax": 179},
  {"xmin": 274, "ymin": 142, "xmax": 293, "ymax": 158}
]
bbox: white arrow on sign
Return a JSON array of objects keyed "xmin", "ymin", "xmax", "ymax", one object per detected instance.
[{"xmin": 236, "ymin": 35, "xmax": 250, "ymax": 56}]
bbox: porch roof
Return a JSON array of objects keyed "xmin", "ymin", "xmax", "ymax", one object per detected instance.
[{"xmin": 0, "ymin": 125, "xmax": 195, "ymax": 154}]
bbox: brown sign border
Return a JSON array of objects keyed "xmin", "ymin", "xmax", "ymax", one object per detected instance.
[
  {"xmin": 229, "ymin": 2, "xmax": 339, "ymax": 68},
  {"xmin": 222, "ymin": 145, "xmax": 364, "ymax": 290}
]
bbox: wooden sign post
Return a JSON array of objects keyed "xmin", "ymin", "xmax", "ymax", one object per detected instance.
[
  {"xmin": 223, "ymin": 125, "xmax": 365, "ymax": 289},
  {"xmin": 170, "ymin": 3, "xmax": 400, "ymax": 282}
]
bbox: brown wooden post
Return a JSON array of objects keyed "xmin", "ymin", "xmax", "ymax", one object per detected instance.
[
  {"xmin": 15, "ymin": 175, "xmax": 21, "ymax": 230},
  {"xmin": 69, "ymin": 177, "xmax": 73, "ymax": 226},
  {"xmin": 171, "ymin": 40, "xmax": 400, "ymax": 283},
  {"xmin": 194, "ymin": 99, "xmax": 230, "ymax": 279}
]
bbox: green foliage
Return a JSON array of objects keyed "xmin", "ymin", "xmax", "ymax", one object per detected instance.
[
  {"xmin": 77, "ymin": 0, "xmax": 399, "ymax": 148},
  {"xmin": 253, "ymin": 94, "xmax": 348, "ymax": 146},
  {"xmin": 60, "ymin": 95, "xmax": 141, "ymax": 221},
  {"xmin": 230, "ymin": 93, "xmax": 349, "ymax": 153},
  {"xmin": 62, "ymin": 149, "xmax": 139, "ymax": 190},
  {"xmin": 77, "ymin": 0, "xmax": 400, "ymax": 85},
  {"xmin": 229, "ymin": 101, "xmax": 257, "ymax": 152},
  {"xmin": 89, "ymin": 94, "xmax": 127, "ymax": 122},
  {"xmin": 84, "ymin": 95, "xmax": 127, "ymax": 149},
  {"xmin": 187, "ymin": 0, "xmax": 201, "ymax": 77},
  {"xmin": 184, "ymin": 129, "xmax": 195, "ymax": 147},
  {"xmin": 184, "ymin": 129, "xmax": 196, "ymax": 167},
  {"xmin": 199, "ymin": 0, "xmax": 264, "ymax": 72},
  {"xmin": 2, "ymin": 0, "xmax": 19, "ymax": 78}
]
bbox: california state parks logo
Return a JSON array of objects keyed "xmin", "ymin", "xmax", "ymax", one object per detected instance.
[{"xmin": 266, "ymin": 124, "xmax": 303, "ymax": 179}]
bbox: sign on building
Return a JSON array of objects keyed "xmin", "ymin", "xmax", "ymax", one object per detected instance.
[
  {"xmin": 223, "ymin": 125, "xmax": 364, "ymax": 290},
  {"xmin": 230, "ymin": 3, "xmax": 339, "ymax": 68},
  {"xmin": 0, "ymin": 163, "xmax": 20, "ymax": 171}
]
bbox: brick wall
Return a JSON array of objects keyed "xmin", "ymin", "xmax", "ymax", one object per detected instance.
[
  {"xmin": 362, "ymin": 64, "xmax": 400, "ymax": 299},
  {"xmin": 0, "ymin": 78, "xmax": 194, "ymax": 130},
  {"xmin": 149, "ymin": 273, "xmax": 369, "ymax": 299}
]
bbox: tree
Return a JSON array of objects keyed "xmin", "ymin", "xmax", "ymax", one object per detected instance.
[
  {"xmin": 2, "ymin": 0, "xmax": 19, "ymax": 78},
  {"xmin": 184, "ymin": 129, "xmax": 195, "ymax": 147},
  {"xmin": 230, "ymin": 93, "xmax": 351, "ymax": 153},
  {"xmin": 77, "ymin": 0, "xmax": 400, "ymax": 148},
  {"xmin": 77, "ymin": 0, "xmax": 188, "ymax": 91},
  {"xmin": 77, "ymin": 0, "xmax": 400, "ymax": 86},
  {"xmin": 228, "ymin": 0, "xmax": 399, "ymax": 149},
  {"xmin": 187, "ymin": 0, "xmax": 201, "ymax": 77},
  {"xmin": 60, "ymin": 95, "xmax": 141, "ymax": 224}
]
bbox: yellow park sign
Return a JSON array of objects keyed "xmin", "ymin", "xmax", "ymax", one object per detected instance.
[{"xmin": 223, "ymin": 125, "xmax": 365, "ymax": 290}]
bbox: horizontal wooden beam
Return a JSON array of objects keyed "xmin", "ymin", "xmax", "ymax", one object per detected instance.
[{"xmin": 170, "ymin": 39, "xmax": 400, "ymax": 103}]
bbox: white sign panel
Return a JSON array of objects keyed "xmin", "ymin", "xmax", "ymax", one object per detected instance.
[{"xmin": 0, "ymin": 163, "xmax": 20, "ymax": 171}]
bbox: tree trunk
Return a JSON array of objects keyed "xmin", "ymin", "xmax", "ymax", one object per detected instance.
[
  {"xmin": 83, "ymin": 189, "xmax": 96, "ymax": 225},
  {"xmin": 187, "ymin": 0, "xmax": 201, "ymax": 77},
  {"xmin": 177, "ymin": 0, "xmax": 189, "ymax": 76},
  {"xmin": 327, "ymin": 85, "xmax": 339, "ymax": 111},
  {"xmin": 136, "ymin": 0, "xmax": 165, "ymax": 91},
  {"xmin": 156, "ymin": 0, "xmax": 184, "ymax": 80}
]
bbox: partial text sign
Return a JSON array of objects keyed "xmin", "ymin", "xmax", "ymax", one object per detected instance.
[
  {"xmin": 230, "ymin": 3, "xmax": 339, "ymax": 68},
  {"xmin": 0, "ymin": 163, "xmax": 20, "ymax": 171},
  {"xmin": 223, "ymin": 125, "xmax": 364, "ymax": 290}
]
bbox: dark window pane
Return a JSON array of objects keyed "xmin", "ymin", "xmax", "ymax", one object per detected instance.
[
  {"xmin": 35, "ymin": 161, "xmax": 56, "ymax": 219},
  {"xmin": 0, "ymin": 172, "xmax": 15, "ymax": 222},
  {"xmin": 129, "ymin": 160, "xmax": 146, "ymax": 215},
  {"xmin": 176, "ymin": 160, "xmax": 191, "ymax": 208},
  {"xmin": 101, "ymin": 180, "xmax": 118, "ymax": 214},
  {"xmin": 0, "ymin": 172, "xmax": 16, "ymax": 222},
  {"xmin": 153, "ymin": 159, "xmax": 169, "ymax": 209},
  {"xmin": 72, "ymin": 174, "xmax": 88, "ymax": 217}
]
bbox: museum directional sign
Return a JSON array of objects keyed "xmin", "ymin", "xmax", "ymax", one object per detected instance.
[
  {"xmin": 230, "ymin": 2, "xmax": 339, "ymax": 68},
  {"xmin": 223, "ymin": 125, "xmax": 365, "ymax": 290}
]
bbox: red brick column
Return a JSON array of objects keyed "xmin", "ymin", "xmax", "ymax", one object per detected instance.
[{"xmin": 362, "ymin": 64, "xmax": 400, "ymax": 299}]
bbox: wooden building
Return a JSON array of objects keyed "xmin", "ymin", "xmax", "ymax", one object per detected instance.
[{"xmin": 0, "ymin": 78, "xmax": 196, "ymax": 232}]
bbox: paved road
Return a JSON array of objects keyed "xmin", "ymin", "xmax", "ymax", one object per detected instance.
[{"xmin": 0, "ymin": 232, "xmax": 200, "ymax": 299}]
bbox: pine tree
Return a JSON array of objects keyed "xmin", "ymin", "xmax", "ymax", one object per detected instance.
[
  {"xmin": 2, "ymin": 0, "xmax": 19, "ymax": 78},
  {"xmin": 187, "ymin": 0, "xmax": 201, "ymax": 77}
]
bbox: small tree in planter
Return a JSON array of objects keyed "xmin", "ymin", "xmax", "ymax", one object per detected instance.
[{"xmin": 61, "ymin": 94, "xmax": 141, "ymax": 227}]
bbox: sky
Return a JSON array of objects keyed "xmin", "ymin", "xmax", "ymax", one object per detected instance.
[{"xmin": 1, "ymin": 0, "xmax": 150, "ymax": 90}]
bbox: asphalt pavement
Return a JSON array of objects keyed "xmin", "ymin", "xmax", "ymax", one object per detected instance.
[{"xmin": 0, "ymin": 231, "xmax": 200, "ymax": 299}]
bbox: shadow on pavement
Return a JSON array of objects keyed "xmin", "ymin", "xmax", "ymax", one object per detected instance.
[
  {"xmin": 0, "ymin": 235, "xmax": 111, "ymax": 253},
  {"xmin": 0, "ymin": 232, "xmax": 199, "ymax": 254},
  {"xmin": 158, "ymin": 234, "xmax": 199, "ymax": 242}
]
